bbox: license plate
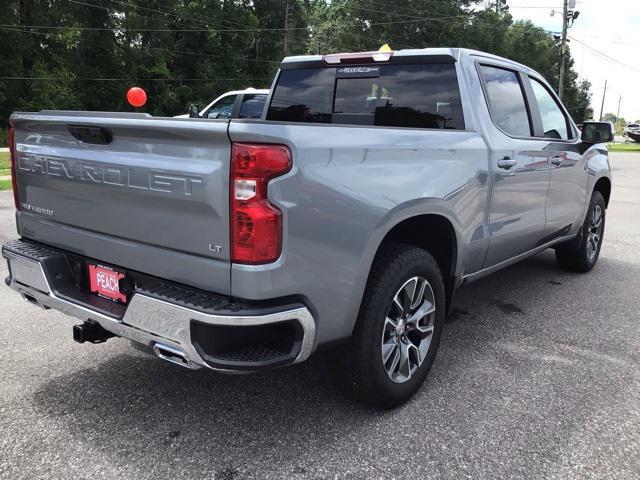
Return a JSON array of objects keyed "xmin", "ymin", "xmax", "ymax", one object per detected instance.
[{"xmin": 88, "ymin": 263, "xmax": 127, "ymax": 303}]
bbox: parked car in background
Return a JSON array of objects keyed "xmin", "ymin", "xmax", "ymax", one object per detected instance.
[
  {"xmin": 623, "ymin": 122, "xmax": 640, "ymax": 142},
  {"xmin": 4, "ymin": 48, "xmax": 613, "ymax": 407},
  {"xmin": 175, "ymin": 88, "xmax": 269, "ymax": 119}
]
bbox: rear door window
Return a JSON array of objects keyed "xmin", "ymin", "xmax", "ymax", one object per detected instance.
[
  {"xmin": 529, "ymin": 77, "xmax": 570, "ymax": 140},
  {"xmin": 238, "ymin": 94, "xmax": 268, "ymax": 119},
  {"xmin": 479, "ymin": 65, "xmax": 532, "ymax": 137},
  {"xmin": 267, "ymin": 63, "xmax": 464, "ymax": 129}
]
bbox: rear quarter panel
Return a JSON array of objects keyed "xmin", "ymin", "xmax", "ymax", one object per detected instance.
[{"xmin": 229, "ymin": 120, "xmax": 489, "ymax": 345}]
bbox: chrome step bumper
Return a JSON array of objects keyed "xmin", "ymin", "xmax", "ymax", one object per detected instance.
[{"xmin": 2, "ymin": 239, "xmax": 316, "ymax": 372}]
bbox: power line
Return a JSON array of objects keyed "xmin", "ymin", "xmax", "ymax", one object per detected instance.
[
  {"xmin": 1, "ymin": 12, "xmax": 482, "ymax": 34},
  {"xmin": 0, "ymin": 23, "xmax": 408, "ymax": 54},
  {"xmin": 336, "ymin": 4, "xmax": 471, "ymax": 24},
  {"xmin": 0, "ymin": 76, "xmax": 273, "ymax": 82},
  {"xmin": 148, "ymin": 46, "xmax": 280, "ymax": 64},
  {"xmin": 1, "ymin": 3, "xmax": 563, "ymax": 68},
  {"xmin": 107, "ymin": 0, "xmax": 214, "ymax": 26},
  {"xmin": 104, "ymin": 0, "xmax": 259, "ymax": 31},
  {"xmin": 0, "ymin": 18, "xmax": 447, "ymax": 34},
  {"xmin": 149, "ymin": 0, "xmax": 259, "ymax": 30},
  {"xmin": 0, "ymin": 26, "xmax": 283, "ymax": 65},
  {"xmin": 345, "ymin": 0, "xmax": 469, "ymax": 19},
  {"xmin": 69, "ymin": 0, "xmax": 209, "ymax": 27},
  {"xmin": 0, "ymin": 19, "xmax": 558, "ymax": 43},
  {"xmin": 68, "ymin": 0, "xmax": 320, "ymax": 54},
  {"xmin": 68, "ymin": 0, "xmax": 255, "ymax": 32},
  {"xmin": 509, "ymin": 5, "xmax": 564, "ymax": 8},
  {"xmin": 0, "ymin": 23, "xmax": 311, "ymax": 33},
  {"xmin": 569, "ymin": 36, "xmax": 640, "ymax": 73},
  {"xmin": 13, "ymin": 0, "xmax": 560, "ymax": 38}
]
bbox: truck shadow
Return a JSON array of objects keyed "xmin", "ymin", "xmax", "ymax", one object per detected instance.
[{"xmin": 31, "ymin": 249, "xmax": 638, "ymax": 477}]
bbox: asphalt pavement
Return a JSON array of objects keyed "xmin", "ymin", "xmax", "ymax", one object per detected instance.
[{"xmin": 1, "ymin": 153, "xmax": 639, "ymax": 480}]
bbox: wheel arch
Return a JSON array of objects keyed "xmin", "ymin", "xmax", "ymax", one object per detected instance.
[
  {"xmin": 378, "ymin": 214, "xmax": 459, "ymax": 306},
  {"xmin": 593, "ymin": 176, "xmax": 611, "ymax": 208},
  {"xmin": 356, "ymin": 206, "xmax": 463, "ymax": 326}
]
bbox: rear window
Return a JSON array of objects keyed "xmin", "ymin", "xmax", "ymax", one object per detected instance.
[{"xmin": 266, "ymin": 63, "xmax": 464, "ymax": 129}]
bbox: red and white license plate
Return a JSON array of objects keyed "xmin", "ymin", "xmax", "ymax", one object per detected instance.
[{"xmin": 88, "ymin": 263, "xmax": 127, "ymax": 303}]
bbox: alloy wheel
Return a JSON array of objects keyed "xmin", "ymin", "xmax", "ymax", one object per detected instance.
[
  {"xmin": 586, "ymin": 204, "xmax": 603, "ymax": 260},
  {"xmin": 381, "ymin": 276, "xmax": 436, "ymax": 384}
]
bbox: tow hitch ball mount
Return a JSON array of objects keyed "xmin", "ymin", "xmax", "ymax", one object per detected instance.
[{"xmin": 73, "ymin": 321, "xmax": 114, "ymax": 344}]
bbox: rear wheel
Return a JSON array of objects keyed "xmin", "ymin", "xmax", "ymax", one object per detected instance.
[
  {"xmin": 329, "ymin": 243, "xmax": 445, "ymax": 408},
  {"xmin": 555, "ymin": 191, "xmax": 606, "ymax": 272}
]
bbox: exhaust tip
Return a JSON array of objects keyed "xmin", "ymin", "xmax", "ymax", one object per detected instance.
[
  {"xmin": 153, "ymin": 343, "xmax": 191, "ymax": 368},
  {"xmin": 22, "ymin": 293, "xmax": 50, "ymax": 310}
]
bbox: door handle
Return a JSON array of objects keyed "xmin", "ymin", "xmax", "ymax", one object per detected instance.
[
  {"xmin": 551, "ymin": 155, "xmax": 562, "ymax": 166},
  {"xmin": 497, "ymin": 157, "xmax": 517, "ymax": 170}
]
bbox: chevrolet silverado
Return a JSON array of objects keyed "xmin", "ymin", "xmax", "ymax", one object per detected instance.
[{"xmin": 3, "ymin": 48, "xmax": 613, "ymax": 407}]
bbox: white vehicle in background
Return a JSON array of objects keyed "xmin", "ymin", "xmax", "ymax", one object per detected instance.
[{"xmin": 175, "ymin": 88, "xmax": 269, "ymax": 119}]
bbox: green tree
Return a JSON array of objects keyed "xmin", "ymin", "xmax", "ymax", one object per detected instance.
[{"xmin": 0, "ymin": 0, "xmax": 593, "ymax": 135}]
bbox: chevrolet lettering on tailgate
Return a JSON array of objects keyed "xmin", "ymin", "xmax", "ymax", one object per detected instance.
[{"xmin": 18, "ymin": 153, "xmax": 204, "ymax": 196}]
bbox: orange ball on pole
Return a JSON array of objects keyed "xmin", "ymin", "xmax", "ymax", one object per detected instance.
[{"xmin": 126, "ymin": 87, "xmax": 147, "ymax": 107}]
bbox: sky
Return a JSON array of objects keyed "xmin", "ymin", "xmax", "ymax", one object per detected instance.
[{"xmin": 507, "ymin": 0, "xmax": 640, "ymax": 122}]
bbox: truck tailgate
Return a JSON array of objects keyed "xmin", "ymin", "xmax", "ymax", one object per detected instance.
[{"xmin": 11, "ymin": 112, "xmax": 231, "ymax": 294}]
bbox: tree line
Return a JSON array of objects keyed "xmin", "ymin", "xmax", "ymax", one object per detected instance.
[{"xmin": 0, "ymin": 0, "xmax": 592, "ymax": 142}]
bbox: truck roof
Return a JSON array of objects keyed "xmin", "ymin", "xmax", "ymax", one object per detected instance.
[{"xmin": 280, "ymin": 47, "xmax": 539, "ymax": 77}]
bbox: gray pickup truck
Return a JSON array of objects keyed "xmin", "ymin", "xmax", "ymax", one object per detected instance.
[{"xmin": 3, "ymin": 48, "xmax": 613, "ymax": 407}]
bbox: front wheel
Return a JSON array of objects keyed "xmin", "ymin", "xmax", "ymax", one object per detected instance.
[
  {"xmin": 328, "ymin": 244, "xmax": 445, "ymax": 408},
  {"xmin": 556, "ymin": 190, "xmax": 606, "ymax": 272}
]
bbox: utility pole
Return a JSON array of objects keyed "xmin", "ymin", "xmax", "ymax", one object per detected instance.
[
  {"xmin": 558, "ymin": 0, "xmax": 569, "ymax": 100},
  {"xmin": 557, "ymin": 0, "xmax": 579, "ymax": 100},
  {"xmin": 283, "ymin": 0, "xmax": 290, "ymax": 57},
  {"xmin": 599, "ymin": 80, "xmax": 608, "ymax": 122},
  {"xmin": 616, "ymin": 95, "xmax": 622, "ymax": 120}
]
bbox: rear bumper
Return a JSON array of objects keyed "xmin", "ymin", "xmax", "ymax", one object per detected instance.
[{"xmin": 2, "ymin": 239, "xmax": 316, "ymax": 372}]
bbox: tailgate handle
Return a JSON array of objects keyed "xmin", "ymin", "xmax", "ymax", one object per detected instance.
[{"xmin": 68, "ymin": 125, "xmax": 113, "ymax": 145}]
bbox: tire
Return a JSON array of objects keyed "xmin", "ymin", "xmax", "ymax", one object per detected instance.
[
  {"xmin": 328, "ymin": 243, "xmax": 445, "ymax": 408},
  {"xmin": 555, "ymin": 191, "xmax": 606, "ymax": 272}
]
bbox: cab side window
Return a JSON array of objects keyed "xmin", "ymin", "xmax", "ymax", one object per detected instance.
[
  {"xmin": 204, "ymin": 95, "xmax": 237, "ymax": 119},
  {"xmin": 529, "ymin": 77, "xmax": 570, "ymax": 140},
  {"xmin": 479, "ymin": 65, "xmax": 531, "ymax": 137},
  {"xmin": 238, "ymin": 94, "xmax": 267, "ymax": 119}
]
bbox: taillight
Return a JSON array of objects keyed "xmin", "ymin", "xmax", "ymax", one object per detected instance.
[
  {"xmin": 8, "ymin": 126, "xmax": 19, "ymax": 210},
  {"xmin": 231, "ymin": 143, "xmax": 292, "ymax": 264}
]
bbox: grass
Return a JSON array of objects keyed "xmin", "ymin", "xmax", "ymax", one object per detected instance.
[
  {"xmin": 608, "ymin": 142, "xmax": 640, "ymax": 152},
  {"xmin": 0, "ymin": 151, "xmax": 11, "ymax": 191},
  {"xmin": 0, "ymin": 151, "xmax": 9, "ymax": 171}
]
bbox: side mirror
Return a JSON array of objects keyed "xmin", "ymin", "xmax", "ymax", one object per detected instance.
[
  {"xmin": 581, "ymin": 122, "xmax": 613, "ymax": 144},
  {"xmin": 188, "ymin": 104, "xmax": 200, "ymax": 118}
]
